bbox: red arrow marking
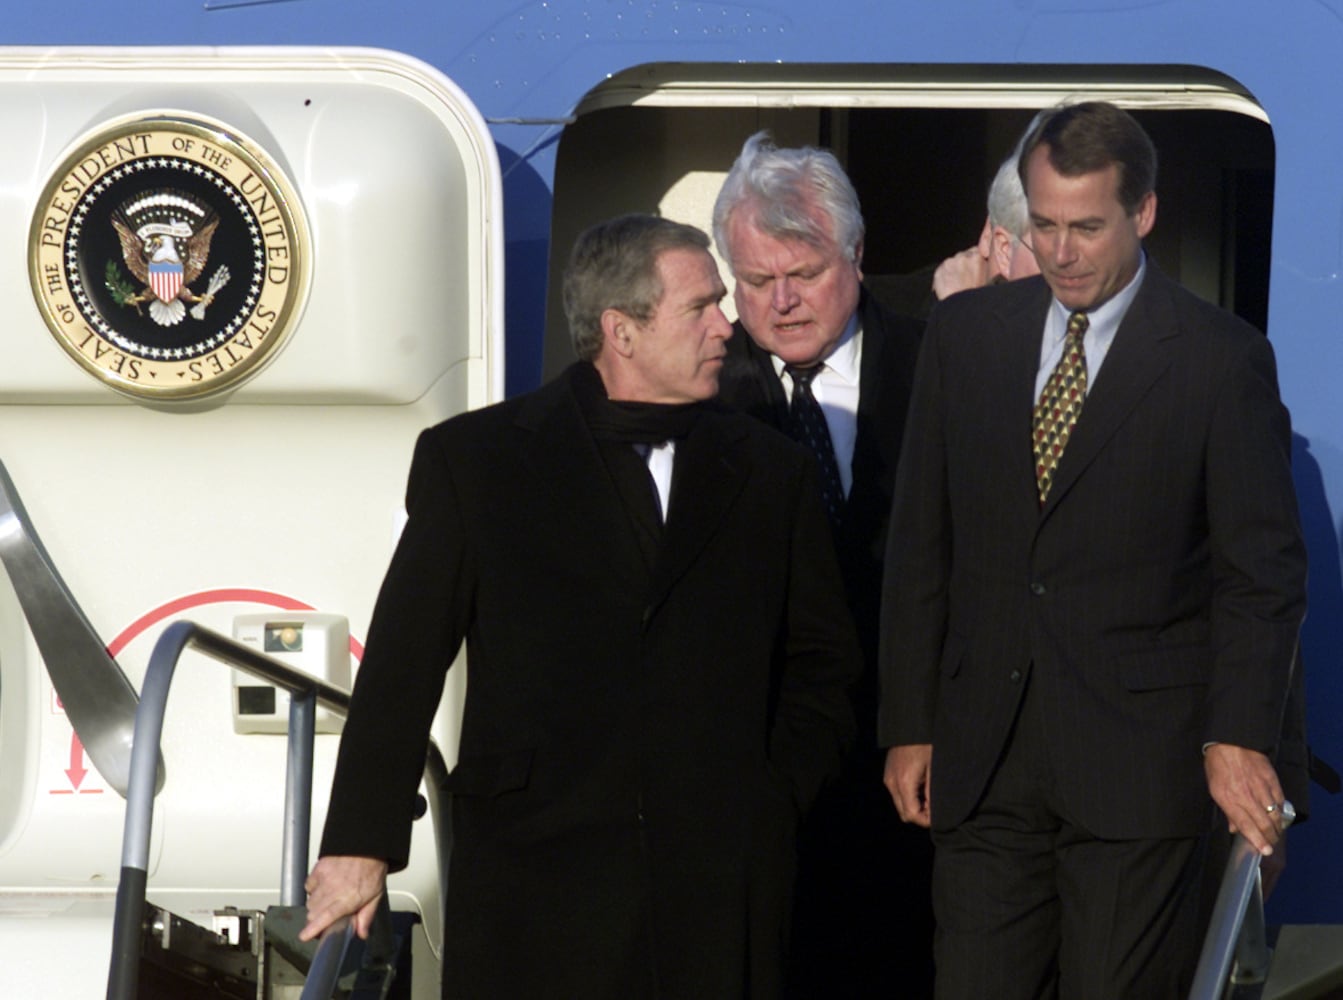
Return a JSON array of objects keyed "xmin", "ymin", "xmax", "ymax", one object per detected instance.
[
  {"xmin": 65, "ymin": 732, "xmax": 87, "ymax": 790},
  {"xmin": 50, "ymin": 588, "xmax": 367, "ymax": 796}
]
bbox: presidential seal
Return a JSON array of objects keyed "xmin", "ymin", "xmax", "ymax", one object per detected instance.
[{"xmin": 29, "ymin": 114, "xmax": 309, "ymax": 402}]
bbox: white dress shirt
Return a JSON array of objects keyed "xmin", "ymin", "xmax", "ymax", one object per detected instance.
[
  {"xmin": 1035, "ymin": 255, "xmax": 1147, "ymax": 402},
  {"xmin": 771, "ymin": 313, "xmax": 862, "ymax": 497},
  {"xmin": 642, "ymin": 440, "xmax": 675, "ymax": 521}
]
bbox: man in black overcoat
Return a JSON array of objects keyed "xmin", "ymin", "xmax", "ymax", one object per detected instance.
[
  {"xmin": 880, "ymin": 102, "xmax": 1307, "ymax": 998},
  {"xmin": 712, "ymin": 133, "xmax": 932, "ymax": 997},
  {"xmin": 300, "ymin": 214, "xmax": 861, "ymax": 998}
]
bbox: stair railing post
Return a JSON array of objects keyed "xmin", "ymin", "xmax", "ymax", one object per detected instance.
[{"xmin": 282, "ymin": 690, "xmax": 317, "ymax": 907}]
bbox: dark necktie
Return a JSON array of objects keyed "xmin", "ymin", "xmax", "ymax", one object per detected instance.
[
  {"xmin": 1032, "ymin": 311, "xmax": 1089, "ymax": 504},
  {"xmin": 784, "ymin": 364, "xmax": 845, "ymax": 527}
]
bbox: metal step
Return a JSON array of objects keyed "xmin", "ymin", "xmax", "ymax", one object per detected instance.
[
  {"xmin": 131, "ymin": 901, "xmax": 417, "ymax": 999},
  {"xmin": 137, "ymin": 904, "xmax": 261, "ymax": 999},
  {"xmin": 1263, "ymin": 925, "xmax": 1343, "ymax": 1000}
]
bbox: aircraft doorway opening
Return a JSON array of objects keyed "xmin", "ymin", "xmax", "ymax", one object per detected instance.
[{"xmin": 543, "ymin": 67, "xmax": 1274, "ymax": 380}]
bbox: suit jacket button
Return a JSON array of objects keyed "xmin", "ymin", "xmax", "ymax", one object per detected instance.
[
  {"xmin": 1010, "ymin": 669, "xmax": 1023, "ymax": 683},
  {"xmin": 1030, "ymin": 581, "xmax": 1047, "ymax": 596}
]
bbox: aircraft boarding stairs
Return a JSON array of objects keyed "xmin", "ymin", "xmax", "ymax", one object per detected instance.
[
  {"xmin": 101, "ymin": 616, "xmax": 445, "ymax": 999},
  {"xmin": 0, "ymin": 458, "xmax": 445, "ymax": 998},
  {"xmin": 0, "ymin": 456, "xmax": 1339, "ymax": 999}
]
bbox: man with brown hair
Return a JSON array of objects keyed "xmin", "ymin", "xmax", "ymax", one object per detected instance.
[
  {"xmin": 303, "ymin": 214, "xmax": 860, "ymax": 997},
  {"xmin": 881, "ymin": 102, "xmax": 1306, "ymax": 997}
]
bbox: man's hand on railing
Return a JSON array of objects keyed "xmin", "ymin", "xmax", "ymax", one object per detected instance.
[
  {"xmin": 1204, "ymin": 743, "xmax": 1288, "ymax": 857},
  {"xmin": 299, "ymin": 855, "xmax": 389, "ymax": 943},
  {"xmin": 1260, "ymin": 831, "xmax": 1287, "ymax": 899}
]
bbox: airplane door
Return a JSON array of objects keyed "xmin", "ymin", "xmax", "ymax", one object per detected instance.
[{"xmin": 0, "ymin": 46, "xmax": 502, "ymax": 999}]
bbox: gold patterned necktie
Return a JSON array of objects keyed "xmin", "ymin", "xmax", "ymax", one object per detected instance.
[{"xmin": 1032, "ymin": 311, "xmax": 1089, "ymax": 504}]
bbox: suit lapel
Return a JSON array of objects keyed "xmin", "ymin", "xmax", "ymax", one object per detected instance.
[
  {"xmin": 987, "ymin": 284, "xmax": 1055, "ymax": 522},
  {"xmin": 1040, "ymin": 267, "xmax": 1179, "ymax": 515},
  {"xmin": 844, "ymin": 291, "xmax": 905, "ymax": 553},
  {"xmin": 856, "ymin": 293, "xmax": 888, "ymax": 426},
  {"xmin": 723, "ymin": 323, "xmax": 789, "ymax": 429},
  {"xmin": 648, "ymin": 413, "xmax": 751, "ymax": 612},
  {"xmin": 516, "ymin": 369, "xmax": 651, "ymax": 588}
]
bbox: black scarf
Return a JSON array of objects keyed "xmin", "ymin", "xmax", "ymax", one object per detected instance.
[{"xmin": 571, "ymin": 362, "xmax": 704, "ymax": 443}]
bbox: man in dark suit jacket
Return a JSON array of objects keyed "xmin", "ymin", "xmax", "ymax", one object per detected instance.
[
  {"xmin": 880, "ymin": 102, "xmax": 1307, "ymax": 998},
  {"xmin": 301, "ymin": 214, "xmax": 861, "ymax": 998},
  {"xmin": 712, "ymin": 132, "xmax": 931, "ymax": 997}
]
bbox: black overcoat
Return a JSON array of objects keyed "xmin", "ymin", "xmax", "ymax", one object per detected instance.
[
  {"xmin": 717, "ymin": 288, "xmax": 932, "ymax": 994},
  {"xmin": 321, "ymin": 364, "xmax": 861, "ymax": 998}
]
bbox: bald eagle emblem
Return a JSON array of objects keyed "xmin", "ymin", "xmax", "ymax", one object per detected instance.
[{"xmin": 108, "ymin": 189, "xmax": 232, "ymax": 327}]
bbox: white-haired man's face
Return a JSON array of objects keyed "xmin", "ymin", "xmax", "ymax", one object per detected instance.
[{"xmin": 725, "ymin": 201, "xmax": 862, "ymax": 368}]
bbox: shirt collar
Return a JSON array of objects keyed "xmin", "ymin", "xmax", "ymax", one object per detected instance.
[
  {"xmin": 770, "ymin": 310, "xmax": 862, "ymax": 384},
  {"xmin": 1048, "ymin": 252, "xmax": 1147, "ymax": 342}
]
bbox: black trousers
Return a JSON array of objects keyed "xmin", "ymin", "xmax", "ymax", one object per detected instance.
[
  {"xmin": 930, "ymin": 679, "xmax": 1213, "ymax": 1000},
  {"xmin": 785, "ymin": 748, "xmax": 935, "ymax": 999}
]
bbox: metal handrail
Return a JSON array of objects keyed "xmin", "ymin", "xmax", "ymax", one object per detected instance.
[
  {"xmin": 300, "ymin": 894, "xmax": 397, "ymax": 1000},
  {"xmin": 301, "ymin": 915, "xmax": 358, "ymax": 1000},
  {"xmin": 0, "ymin": 459, "xmax": 163, "ymax": 797},
  {"xmin": 106, "ymin": 619, "xmax": 450, "ymax": 1000},
  {"xmin": 1188, "ymin": 802, "xmax": 1296, "ymax": 1000}
]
